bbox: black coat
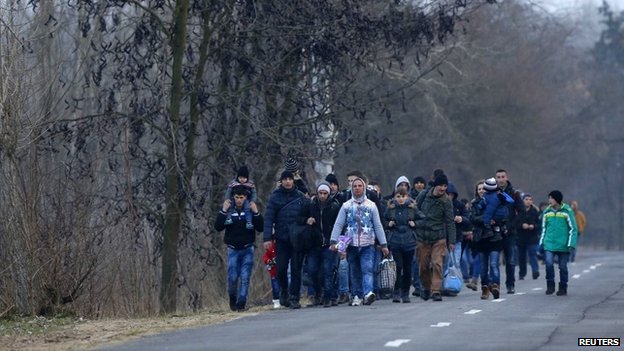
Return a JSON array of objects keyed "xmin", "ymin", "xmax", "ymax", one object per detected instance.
[
  {"xmin": 515, "ymin": 205, "xmax": 541, "ymax": 246},
  {"xmin": 298, "ymin": 196, "xmax": 341, "ymax": 246},
  {"xmin": 214, "ymin": 209, "xmax": 263, "ymax": 249}
]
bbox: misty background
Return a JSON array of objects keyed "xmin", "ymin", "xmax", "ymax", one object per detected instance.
[{"xmin": 0, "ymin": 0, "xmax": 622, "ymax": 318}]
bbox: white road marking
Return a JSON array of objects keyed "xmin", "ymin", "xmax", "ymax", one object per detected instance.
[
  {"xmin": 590, "ymin": 265, "xmax": 597, "ymax": 270},
  {"xmin": 572, "ymin": 274, "xmax": 581, "ymax": 279},
  {"xmin": 532, "ymin": 287, "xmax": 543, "ymax": 291},
  {"xmin": 492, "ymin": 298, "xmax": 506, "ymax": 303},
  {"xmin": 385, "ymin": 339, "xmax": 411, "ymax": 347},
  {"xmin": 583, "ymin": 270, "xmax": 590, "ymax": 273},
  {"xmin": 513, "ymin": 292, "xmax": 526, "ymax": 295},
  {"xmin": 595, "ymin": 263, "xmax": 602, "ymax": 267},
  {"xmin": 464, "ymin": 309, "xmax": 481, "ymax": 314},
  {"xmin": 430, "ymin": 322, "xmax": 451, "ymax": 327}
]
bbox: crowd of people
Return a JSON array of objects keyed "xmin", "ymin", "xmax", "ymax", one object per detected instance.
[{"xmin": 214, "ymin": 160, "xmax": 586, "ymax": 311}]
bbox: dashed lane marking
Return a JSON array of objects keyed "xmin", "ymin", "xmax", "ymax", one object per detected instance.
[
  {"xmin": 385, "ymin": 339, "xmax": 411, "ymax": 348},
  {"xmin": 590, "ymin": 265, "xmax": 597, "ymax": 270},
  {"xmin": 464, "ymin": 309, "xmax": 481, "ymax": 314},
  {"xmin": 532, "ymin": 287, "xmax": 543, "ymax": 291},
  {"xmin": 583, "ymin": 270, "xmax": 590, "ymax": 273},
  {"xmin": 572, "ymin": 274, "xmax": 581, "ymax": 279},
  {"xmin": 492, "ymin": 298, "xmax": 506, "ymax": 303},
  {"xmin": 430, "ymin": 322, "xmax": 451, "ymax": 327},
  {"xmin": 513, "ymin": 292, "xmax": 526, "ymax": 295}
]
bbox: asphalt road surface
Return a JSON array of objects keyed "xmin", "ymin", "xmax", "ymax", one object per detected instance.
[{"xmin": 98, "ymin": 250, "xmax": 624, "ymax": 351}]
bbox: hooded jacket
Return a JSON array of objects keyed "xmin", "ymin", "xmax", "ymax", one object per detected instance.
[
  {"xmin": 383, "ymin": 198, "xmax": 425, "ymax": 251},
  {"xmin": 330, "ymin": 192, "xmax": 387, "ymax": 248},
  {"xmin": 539, "ymin": 203, "xmax": 578, "ymax": 252},
  {"xmin": 298, "ymin": 195, "xmax": 341, "ymax": 246}
]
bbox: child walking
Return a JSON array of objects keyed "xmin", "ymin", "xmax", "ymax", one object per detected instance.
[{"xmin": 262, "ymin": 240, "xmax": 281, "ymax": 308}]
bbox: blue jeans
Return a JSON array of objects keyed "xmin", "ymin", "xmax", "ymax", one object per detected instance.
[
  {"xmin": 347, "ymin": 245, "xmax": 375, "ymax": 298},
  {"xmin": 545, "ymin": 251, "xmax": 570, "ymax": 286},
  {"xmin": 480, "ymin": 250, "xmax": 501, "ymax": 287},
  {"xmin": 270, "ymin": 277, "xmax": 280, "ymax": 300},
  {"xmin": 518, "ymin": 243, "xmax": 539, "ymax": 278},
  {"xmin": 338, "ymin": 258, "xmax": 350, "ymax": 295},
  {"xmin": 502, "ymin": 235, "xmax": 518, "ymax": 289},
  {"xmin": 306, "ymin": 247, "xmax": 339, "ymax": 299},
  {"xmin": 227, "ymin": 246, "xmax": 254, "ymax": 304}
]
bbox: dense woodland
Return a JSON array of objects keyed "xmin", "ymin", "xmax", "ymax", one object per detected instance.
[{"xmin": 0, "ymin": 0, "xmax": 622, "ymax": 318}]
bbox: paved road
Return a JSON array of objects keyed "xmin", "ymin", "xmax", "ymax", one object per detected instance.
[{"xmin": 98, "ymin": 250, "xmax": 624, "ymax": 351}]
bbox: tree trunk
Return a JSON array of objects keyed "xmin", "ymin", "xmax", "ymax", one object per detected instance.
[{"xmin": 159, "ymin": 0, "xmax": 190, "ymax": 315}]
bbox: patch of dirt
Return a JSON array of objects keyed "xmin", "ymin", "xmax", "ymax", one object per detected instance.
[{"xmin": 1, "ymin": 306, "xmax": 268, "ymax": 351}]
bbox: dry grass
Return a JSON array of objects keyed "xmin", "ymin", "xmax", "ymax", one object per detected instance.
[{"xmin": 0, "ymin": 306, "xmax": 270, "ymax": 351}]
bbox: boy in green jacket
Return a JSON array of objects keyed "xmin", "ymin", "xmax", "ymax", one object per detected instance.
[{"xmin": 539, "ymin": 190, "xmax": 578, "ymax": 296}]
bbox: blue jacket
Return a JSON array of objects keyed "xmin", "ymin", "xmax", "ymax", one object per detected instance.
[
  {"xmin": 481, "ymin": 190, "xmax": 510, "ymax": 226},
  {"xmin": 263, "ymin": 186, "xmax": 306, "ymax": 242},
  {"xmin": 383, "ymin": 199, "xmax": 424, "ymax": 251}
]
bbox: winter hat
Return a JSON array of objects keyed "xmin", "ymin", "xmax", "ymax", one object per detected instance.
[
  {"xmin": 325, "ymin": 173, "xmax": 339, "ymax": 186},
  {"xmin": 432, "ymin": 174, "xmax": 449, "ymax": 187},
  {"xmin": 395, "ymin": 176, "xmax": 411, "ymax": 190},
  {"xmin": 280, "ymin": 170, "xmax": 294, "ymax": 181},
  {"xmin": 317, "ymin": 181, "xmax": 331, "ymax": 194},
  {"xmin": 285, "ymin": 158, "xmax": 299, "ymax": 173},
  {"xmin": 237, "ymin": 166, "xmax": 249, "ymax": 179},
  {"xmin": 522, "ymin": 193, "xmax": 532, "ymax": 200},
  {"xmin": 548, "ymin": 190, "xmax": 563, "ymax": 204},
  {"xmin": 484, "ymin": 178, "xmax": 498, "ymax": 191},
  {"xmin": 413, "ymin": 176, "xmax": 426, "ymax": 185}
]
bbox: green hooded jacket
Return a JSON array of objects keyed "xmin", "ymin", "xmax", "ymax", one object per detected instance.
[{"xmin": 539, "ymin": 203, "xmax": 578, "ymax": 252}]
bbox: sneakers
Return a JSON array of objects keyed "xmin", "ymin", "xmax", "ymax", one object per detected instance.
[
  {"xmin": 490, "ymin": 284, "xmax": 500, "ymax": 299},
  {"xmin": 481, "ymin": 286, "xmax": 490, "ymax": 300},
  {"xmin": 224, "ymin": 218, "xmax": 233, "ymax": 225},
  {"xmin": 350, "ymin": 296, "xmax": 362, "ymax": 306},
  {"xmin": 421, "ymin": 289, "xmax": 431, "ymax": 301},
  {"xmin": 411, "ymin": 288, "xmax": 420, "ymax": 297},
  {"xmin": 556, "ymin": 283, "xmax": 567, "ymax": 296},
  {"xmin": 245, "ymin": 222, "xmax": 255, "ymax": 230},
  {"xmin": 279, "ymin": 293, "xmax": 290, "ymax": 308},
  {"xmin": 363, "ymin": 292, "xmax": 376, "ymax": 305},
  {"xmin": 401, "ymin": 291, "xmax": 411, "ymax": 303},
  {"xmin": 235, "ymin": 302, "xmax": 247, "ymax": 312},
  {"xmin": 532, "ymin": 271, "xmax": 540, "ymax": 280},
  {"xmin": 392, "ymin": 290, "xmax": 401, "ymax": 303},
  {"xmin": 272, "ymin": 299, "xmax": 281, "ymax": 309},
  {"xmin": 431, "ymin": 292, "xmax": 443, "ymax": 301},
  {"xmin": 507, "ymin": 285, "xmax": 515, "ymax": 294}
]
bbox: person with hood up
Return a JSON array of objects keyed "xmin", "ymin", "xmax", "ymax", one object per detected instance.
[{"xmin": 329, "ymin": 177, "xmax": 389, "ymax": 306}]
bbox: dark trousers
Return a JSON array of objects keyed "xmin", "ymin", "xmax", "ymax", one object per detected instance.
[
  {"xmin": 502, "ymin": 235, "xmax": 518, "ymax": 289},
  {"xmin": 392, "ymin": 248, "xmax": 415, "ymax": 293},
  {"xmin": 276, "ymin": 239, "xmax": 304, "ymax": 301}
]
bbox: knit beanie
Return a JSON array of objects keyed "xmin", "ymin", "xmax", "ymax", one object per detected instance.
[
  {"xmin": 280, "ymin": 170, "xmax": 294, "ymax": 181},
  {"xmin": 237, "ymin": 166, "xmax": 249, "ymax": 179},
  {"xmin": 285, "ymin": 158, "xmax": 299, "ymax": 173},
  {"xmin": 484, "ymin": 178, "xmax": 498, "ymax": 191},
  {"xmin": 413, "ymin": 176, "xmax": 426, "ymax": 185},
  {"xmin": 432, "ymin": 174, "xmax": 449, "ymax": 187},
  {"xmin": 548, "ymin": 190, "xmax": 563, "ymax": 204},
  {"xmin": 317, "ymin": 181, "xmax": 331, "ymax": 194},
  {"xmin": 325, "ymin": 173, "xmax": 339, "ymax": 186}
]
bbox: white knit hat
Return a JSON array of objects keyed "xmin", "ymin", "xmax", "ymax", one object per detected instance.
[{"xmin": 484, "ymin": 177, "xmax": 498, "ymax": 191}]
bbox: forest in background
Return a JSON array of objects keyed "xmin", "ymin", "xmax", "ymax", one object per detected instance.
[{"xmin": 1, "ymin": 0, "xmax": 622, "ymax": 318}]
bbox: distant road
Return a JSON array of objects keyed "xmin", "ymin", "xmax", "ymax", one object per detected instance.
[{"xmin": 98, "ymin": 250, "xmax": 624, "ymax": 351}]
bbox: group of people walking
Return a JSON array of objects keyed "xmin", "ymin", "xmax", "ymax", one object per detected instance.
[{"xmin": 214, "ymin": 161, "xmax": 585, "ymax": 311}]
